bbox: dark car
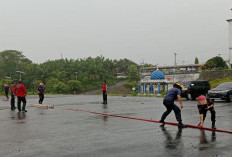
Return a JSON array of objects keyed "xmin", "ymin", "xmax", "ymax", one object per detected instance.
[
  {"xmin": 180, "ymin": 80, "xmax": 210, "ymax": 100},
  {"xmin": 208, "ymin": 82, "xmax": 232, "ymax": 102}
]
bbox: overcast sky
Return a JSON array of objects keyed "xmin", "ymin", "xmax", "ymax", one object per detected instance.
[{"xmin": 0, "ymin": 0, "xmax": 232, "ymax": 65}]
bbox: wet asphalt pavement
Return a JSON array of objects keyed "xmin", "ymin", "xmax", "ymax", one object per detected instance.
[{"xmin": 0, "ymin": 95, "xmax": 232, "ymax": 157}]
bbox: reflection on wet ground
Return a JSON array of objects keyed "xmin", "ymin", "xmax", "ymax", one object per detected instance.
[
  {"xmin": 0, "ymin": 95, "xmax": 231, "ymax": 157},
  {"xmin": 199, "ymin": 129, "xmax": 216, "ymax": 151},
  {"xmin": 160, "ymin": 126, "xmax": 183, "ymax": 150}
]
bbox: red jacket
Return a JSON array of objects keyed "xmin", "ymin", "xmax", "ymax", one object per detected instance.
[
  {"xmin": 14, "ymin": 83, "xmax": 27, "ymax": 97},
  {"xmin": 10, "ymin": 86, "xmax": 15, "ymax": 95},
  {"xmin": 102, "ymin": 84, "xmax": 108, "ymax": 91}
]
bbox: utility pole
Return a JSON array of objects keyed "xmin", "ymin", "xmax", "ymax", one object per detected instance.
[
  {"xmin": 16, "ymin": 71, "xmax": 24, "ymax": 80},
  {"xmin": 174, "ymin": 53, "xmax": 177, "ymax": 66},
  {"xmin": 74, "ymin": 72, "xmax": 78, "ymax": 80}
]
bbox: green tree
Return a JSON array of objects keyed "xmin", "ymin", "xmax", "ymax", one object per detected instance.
[
  {"xmin": 194, "ymin": 57, "xmax": 199, "ymax": 64},
  {"xmin": 67, "ymin": 80, "xmax": 82, "ymax": 94},
  {"xmin": 53, "ymin": 81, "xmax": 68, "ymax": 94},
  {"xmin": 46, "ymin": 78, "xmax": 60, "ymax": 93},
  {"xmin": 127, "ymin": 65, "xmax": 140, "ymax": 81},
  {"xmin": 0, "ymin": 49, "xmax": 139, "ymax": 94},
  {"xmin": 115, "ymin": 58, "xmax": 137, "ymax": 75},
  {"xmin": 203, "ymin": 56, "xmax": 228, "ymax": 70},
  {"xmin": 0, "ymin": 50, "xmax": 32, "ymax": 80}
]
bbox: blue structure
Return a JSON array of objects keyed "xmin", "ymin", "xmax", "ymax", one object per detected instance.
[
  {"xmin": 150, "ymin": 70, "xmax": 165, "ymax": 95},
  {"xmin": 150, "ymin": 70, "xmax": 165, "ymax": 80},
  {"xmin": 150, "ymin": 84, "xmax": 154, "ymax": 94},
  {"xmin": 139, "ymin": 69, "xmax": 169, "ymax": 95},
  {"xmin": 137, "ymin": 84, "xmax": 140, "ymax": 94},
  {"xmin": 145, "ymin": 84, "xmax": 147, "ymax": 94},
  {"xmin": 158, "ymin": 83, "xmax": 160, "ymax": 95}
]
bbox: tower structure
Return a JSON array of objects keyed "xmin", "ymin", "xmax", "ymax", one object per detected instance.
[{"xmin": 227, "ymin": 17, "xmax": 232, "ymax": 67}]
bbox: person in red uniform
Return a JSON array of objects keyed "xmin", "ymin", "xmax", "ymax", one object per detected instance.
[
  {"xmin": 102, "ymin": 80, "xmax": 108, "ymax": 104},
  {"xmin": 14, "ymin": 80, "xmax": 27, "ymax": 112},
  {"xmin": 10, "ymin": 81, "xmax": 16, "ymax": 110}
]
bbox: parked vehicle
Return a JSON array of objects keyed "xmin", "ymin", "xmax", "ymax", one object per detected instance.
[
  {"xmin": 208, "ymin": 82, "xmax": 232, "ymax": 102},
  {"xmin": 180, "ymin": 80, "xmax": 210, "ymax": 100}
]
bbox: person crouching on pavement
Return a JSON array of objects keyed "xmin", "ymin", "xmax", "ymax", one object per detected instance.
[
  {"xmin": 160, "ymin": 82, "xmax": 187, "ymax": 128},
  {"xmin": 10, "ymin": 81, "xmax": 16, "ymax": 110},
  {"xmin": 197, "ymin": 95, "xmax": 216, "ymax": 129},
  {"xmin": 38, "ymin": 82, "xmax": 45, "ymax": 104},
  {"xmin": 14, "ymin": 80, "xmax": 27, "ymax": 112}
]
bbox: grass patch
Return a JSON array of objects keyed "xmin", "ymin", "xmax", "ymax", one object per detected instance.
[{"xmin": 209, "ymin": 77, "xmax": 232, "ymax": 88}]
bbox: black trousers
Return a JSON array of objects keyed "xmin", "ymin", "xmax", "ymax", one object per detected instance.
[
  {"xmin": 17, "ymin": 97, "xmax": 27, "ymax": 111},
  {"xmin": 5, "ymin": 91, "xmax": 9, "ymax": 99},
  {"xmin": 11, "ymin": 95, "xmax": 16, "ymax": 110},
  {"xmin": 39, "ymin": 93, "xmax": 44, "ymax": 104},
  {"xmin": 103, "ymin": 91, "xmax": 107, "ymax": 103},
  {"xmin": 161, "ymin": 99, "xmax": 182, "ymax": 123},
  {"xmin": 201, "ymin": 107, "xmax": 216, "ymax": 122}
]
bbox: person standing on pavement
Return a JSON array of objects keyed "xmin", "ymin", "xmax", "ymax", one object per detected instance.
[
  {"xmin": 160, "ymin": 82, "xmax": 187, "ymax": 128},
  {"xmin": 14, "ymin": 80, "xmax": 27, "ymax": 112},
  {"xmin": 4, "ymin": 83, "xmax": 9, "ymax": 99},
  {"xmin": 197, "ymin": 95, "xmax": 216, "ymax": 129},
  {"xmin": 37, "ymin": 82, "xmax": 46, "ymax": 104},
  {"xmin": 102, "ymin": 80, "xmax": 108, "ymax": 104},
  {"xmin": 10, "ymin": 82, "xmax": 16, "ymax": 110}
]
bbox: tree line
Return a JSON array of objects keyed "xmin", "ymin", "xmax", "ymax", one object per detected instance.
[
  {"xmin": 0, "ymin": 50, "xmax": 139, "ymax": 94},
  {"xmin": 1, "ymin": 50, "xmax": 226, "ymax": 95}
]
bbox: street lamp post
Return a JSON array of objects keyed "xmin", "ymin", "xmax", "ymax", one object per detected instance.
[
  {"xmin": 5, "ymin": 76, "xmax": 11, "ymax": 80},
  {"xmin": 74, "ymin": 72, "xmax": 78, "ymax": 80},
  {"xmin": 174, "ymin": 53, "xmax": 177, "ymax": 66},
  {"xmin": 16, "ymin": 71, "xmax": 24, "ymax": 80},
  {"xmin": 173, "ymin": 53, "xmax": 177, "ymax": 82}
]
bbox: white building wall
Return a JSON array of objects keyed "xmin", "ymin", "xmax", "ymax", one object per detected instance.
[{"xmin": 166, "ymin": 73, "xmax": 200, "ymax": 82}]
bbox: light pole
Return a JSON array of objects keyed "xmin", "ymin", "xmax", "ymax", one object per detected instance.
[
  {"xmin": 174, "ymin": 53, "xmax": 177, "ymax": 66},
  {"xmin": 74, "ymin": 72, "xmax": 78, "ymax": 80},
  {"xmin": 16, "ymin": 71, "xmax": 24, "ymax": 80},
  {"xmin": 5, "ymin": 76, "xmax": 11, "ymax": 80},
  {"xmin": 173, "ymin": 53, "xmax": 177, "ymax": 83}
]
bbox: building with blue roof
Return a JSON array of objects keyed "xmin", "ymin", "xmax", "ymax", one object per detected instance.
[{"xmin": 138, "ymin": 69, "xmax": 170, "ymax": 95}]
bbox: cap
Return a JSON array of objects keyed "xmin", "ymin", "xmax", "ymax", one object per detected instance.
[{"xmin": 197, "ymin": 95, "xmax": 207, "ymax": 105}]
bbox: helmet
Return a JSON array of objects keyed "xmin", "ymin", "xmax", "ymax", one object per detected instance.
[
  {"xmin": 173, "ymin": 82, "xmax": 183, "ymax": 90},
  {"xmin": 197, "ymin": 95, "xmax": 207, "ymax": 105}
]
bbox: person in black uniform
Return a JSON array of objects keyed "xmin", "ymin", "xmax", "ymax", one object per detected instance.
[
  {"xmin": 160, "ymin": 82, "xmax": 187, "ymax": 128},
  {"xmin": 197, "ymin": 95, "xmax": 216, "ymax": 129},
  {"xmin": 10, "ymin": 82, "xmax": 16, "ymax": 110},
  {"xmin": 38, "ymin": 82, "xmax": 46, "ymax": 104},
  {"xmin": 4, "ymin": 83, "xmax": 9, "ymax": 99}
]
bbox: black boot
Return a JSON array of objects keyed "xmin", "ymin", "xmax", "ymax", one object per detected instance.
[
  {"xmin": 160, "ymin": 120, "xmax": 165, "ymax": 126},
  {"xmin": 178, "ymin": 122, "xmax": 187, "ymax": 128},
  {"xmin": 22, "ymin": 104, "xmax": 27, "ymax": 112},
  {"xmin": 212, "ymin": 121, "xmax": 216, "ymax": 129},
  {"xmin": 18, "ymin": 104, "xmax": 21, "ymax": 112}
]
